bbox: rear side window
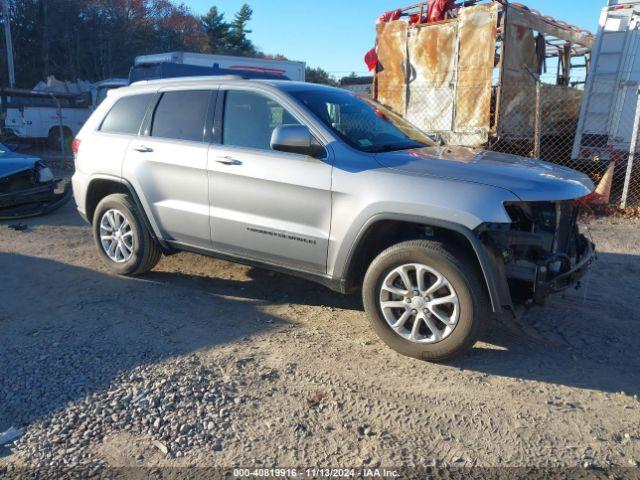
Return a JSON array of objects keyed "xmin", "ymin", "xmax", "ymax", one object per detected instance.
[
  {"xmin": 100, "ymin": 94, "xmax": 153, "ymax": 135},
  {"xmin": 151, "ymin": 90, "xmax": 211, "ymax": 142}
]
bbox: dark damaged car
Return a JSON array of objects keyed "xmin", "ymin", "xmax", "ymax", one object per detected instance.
[{"xmin": 0, "ymin": 143, "xmax": 70, "ymax": 220}]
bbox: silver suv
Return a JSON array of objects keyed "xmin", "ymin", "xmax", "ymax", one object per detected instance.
[{"xmin": 72, "ymin": 77, "xmax": 595, "ymax": 361}]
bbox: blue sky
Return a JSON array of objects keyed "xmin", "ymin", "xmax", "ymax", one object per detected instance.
[{"xmin": 186, "ymin": 0, "xmax": 604, "ymax": 78}]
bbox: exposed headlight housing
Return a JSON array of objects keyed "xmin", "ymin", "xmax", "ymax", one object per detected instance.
[{"xmin": 503, "ymin": 201, "xmax": 560, "ymax": 233}]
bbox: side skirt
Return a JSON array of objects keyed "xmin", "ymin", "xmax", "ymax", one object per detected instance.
[{"xmin": 165, "ymin": 241, "xmax": 348, "ymax": 294}]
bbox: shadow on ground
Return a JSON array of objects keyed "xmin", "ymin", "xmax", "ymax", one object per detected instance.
[
  {"xmin": 146, "ymin": 266, "xmax": 361, "ymax": 311},
  {"xmin": 1, "ymin": 244, "xmax": 638, "ymax": 436},
  {"xmin": 0, "ymin": 252, "xmax": 286, "ymax": 432},
  {"xmin": 1, "ymin": 199, "xmax": 85, "ymax": 229},
  {"xmin": 149, "ymin": 249, "xmax": 640, "ymax": 394},
  {"xmin": 458, "ymin": 251, "xmax": 640, "ymax": 395},
  {"xmin": 147, "ymin": 251, "xmax": 640, "ymax": 396}
]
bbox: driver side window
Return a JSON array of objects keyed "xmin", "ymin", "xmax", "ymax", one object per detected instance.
[
  {"xmin": 310, "ymin": 100, "xmax": 380, "ymax": 143},
  {"xmin": 222, "ymin": 90, "xmax": 301, "ymax": 151}
]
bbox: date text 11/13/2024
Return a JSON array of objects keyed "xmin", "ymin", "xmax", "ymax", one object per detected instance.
[{"xmin": 233, "ymin": 468, "xmax": 401, "ymax": 478}]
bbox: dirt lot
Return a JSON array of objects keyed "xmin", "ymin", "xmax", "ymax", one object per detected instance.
[{"xmin": 1, "ymin": 161, "xmax": 640, "ymax": 474}]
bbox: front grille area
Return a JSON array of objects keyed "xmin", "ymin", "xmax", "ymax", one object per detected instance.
[
  {"xmin": 504, "ymin": 200, "xmax": 580, "ymax": 256},
  {"xmin": 482, "ymin": 200, "xmax": 593, "ymax": 306}
]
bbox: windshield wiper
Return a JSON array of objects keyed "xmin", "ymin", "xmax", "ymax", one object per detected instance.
[{"xmin": 369, "ymin": 143, "xmax": 424, "ymax": 153}]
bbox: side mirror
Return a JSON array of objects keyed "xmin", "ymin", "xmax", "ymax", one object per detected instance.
[{"xmin": 271, "ymin": 125, "xmax": 325, "ymax": 158}]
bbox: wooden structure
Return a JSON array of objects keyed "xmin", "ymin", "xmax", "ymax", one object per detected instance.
[{"xmin": 373, "ymin": 0, "xmax": 595, "ymax": 147}]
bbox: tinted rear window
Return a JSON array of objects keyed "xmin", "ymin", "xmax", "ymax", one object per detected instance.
[
  {"xmin": 100, "ymin": 94, "xmax": 153, "ymax": 135},
  {"xmin": 151, "ymin": 90, "xmax": 211, "ymax": 142}
]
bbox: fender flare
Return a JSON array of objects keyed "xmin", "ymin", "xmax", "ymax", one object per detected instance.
[
  {"xmin": 339, "ymin": 213, "xmax": 513, "ymax": 314},
  {"xmin": 85, "ymin": 174, "xmax": 173, "ymax": 253}
]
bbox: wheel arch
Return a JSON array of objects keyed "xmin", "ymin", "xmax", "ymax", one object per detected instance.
[
  {"xmin": 84, "ymin": 175, "xmax": 172, "ymax": 253},
  {"xmin": 340, "ymin": 214, "xmax": 512, "ymax": 314}
]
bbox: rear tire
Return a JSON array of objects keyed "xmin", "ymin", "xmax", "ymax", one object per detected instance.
[
  {"xmin": 362, "ymin": 240, "xmax": 490, "ymax": 361},
  {"xmin": 92, "ymin": 193, "xmax": 162, "ymax": 276}
]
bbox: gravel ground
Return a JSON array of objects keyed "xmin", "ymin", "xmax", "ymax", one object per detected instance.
[{"xmin": 1, "ymin": 160, "xmax": 640, "ymax": 475}]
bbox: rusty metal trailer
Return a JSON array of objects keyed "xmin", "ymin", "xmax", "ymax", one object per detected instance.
[{"xmin": 372, "ymin": 0, "xmax": 595, "ymax": 149}]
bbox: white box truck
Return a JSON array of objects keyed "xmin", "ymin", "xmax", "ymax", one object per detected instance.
[
  {"xmin": 573, "ymin": 0, "xmax": 640, "ymax": 165},
  {"xmin": 132, "ymin": 52, "xmax": 306, "ymax": 82}
]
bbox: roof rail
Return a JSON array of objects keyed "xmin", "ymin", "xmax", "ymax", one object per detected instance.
[{"xmin": 130, "ymin": 75, "xmax": 244, "ymax": 87}]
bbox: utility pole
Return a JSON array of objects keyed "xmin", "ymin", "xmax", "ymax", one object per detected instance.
[{"xmin": 1, "ymin": 0, "xmax": 15, "ymax": 87}]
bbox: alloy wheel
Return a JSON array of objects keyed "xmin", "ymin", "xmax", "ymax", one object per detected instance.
[
  {"xmin": 379, "ymin": 263, "xmax": 460, "ymax": 344},
  {"xmin": 99, "ymin": 209, "xmax": 134, "ymax": 263}
]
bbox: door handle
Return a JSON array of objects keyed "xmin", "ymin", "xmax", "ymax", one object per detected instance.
[
  {"xmin": 216, "ymin": 157, "xmax": 242, "ymax": 166},
  {"xmin": 133, "ymin": 146, "xmax": 153, "ymax": 153}
]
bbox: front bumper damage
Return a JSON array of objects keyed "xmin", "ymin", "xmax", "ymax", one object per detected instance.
[
  {"xmin": 478, "ymin": 200, "xmax": 596, "ymax": 309},
  {"xmin": 533, "ymin": 235, "xmax": 594, "ymax": 303},
  {"xmin": 0, "ymin": 162, "xmax": 71, "ymax": 220}
]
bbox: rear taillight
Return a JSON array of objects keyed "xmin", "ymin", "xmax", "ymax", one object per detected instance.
[{"xmin": 72, "ymin": 138, "xmax": 81, "ymax": 154}]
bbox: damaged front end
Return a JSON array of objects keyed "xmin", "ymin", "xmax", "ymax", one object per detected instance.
[
  {"xmin": 0, "ymin": 157, "xmax": 71, "ymax": 220},
  {"xmin": 479, "ymin": 200, "xmax": 595, "ymax": 308}
]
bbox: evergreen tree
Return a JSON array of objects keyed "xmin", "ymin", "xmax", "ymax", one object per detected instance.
[
  {"xmin": 202, "ymin": 6, "xmax": 230, "ymax": 53},
  {"xmin": 305, "ymin": 66, "xmax": 337, "ymax": 86},
  {"xmin": 0, "ymin": 1, "xmax": 324, "ymax": 87},
  {"xmin": 226, "ymin": 4, "xmax": 255, "ymax": 55}
]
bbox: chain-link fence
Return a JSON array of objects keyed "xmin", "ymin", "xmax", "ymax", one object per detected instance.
[
  {"xmin": 3, "ymin": 135, "xmax": 74, "ymax": 182},
  {"xmin": 1, "ymin": 87, "xmax": 84, "ymax": 183},
  {"xmin": 0, "ymin": 116, "xmax": 73, "ymax": 221},
  {"xmin": 490, "ymin": 81, "xmax": 640, "ymax": 209},
  {"xmin": 376, "ymin": 79, "xmax": 640, "ymax": 209},
  {"xmin": 4, "ymin": 79, "xmax": 640, "ymax": 211}
]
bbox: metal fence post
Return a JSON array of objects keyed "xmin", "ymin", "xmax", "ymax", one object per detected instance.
[
  {"xmin": 57, "ymin": 106, "xmax": 65, "ymax": 157},
  {"xmin": 48, "ymin": 92, "xmax": 66, "ymax": 157},
  {"xmin": 524, "ymin": 66, "xmax": 542, "ymax": 159},
  {"xmin": 534, "ymin": 79, "xmax": 542, "ymax": 159},
  {"xmin": 621, "ymin": 87, "xmax": 640, "ymax": 209}
]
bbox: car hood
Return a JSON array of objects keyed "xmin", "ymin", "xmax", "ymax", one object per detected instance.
[
  {"xmin": 0, "ymin": 150, "xmax": 39, "ymax": 178},
  {"xmin": 375, "ymin": 146, "xmax": 595, "ymax": 201}
]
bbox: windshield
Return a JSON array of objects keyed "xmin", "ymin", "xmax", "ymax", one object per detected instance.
[{"xmin": 289, "ymin": 88, "xmax": 437, "ymax": 153}]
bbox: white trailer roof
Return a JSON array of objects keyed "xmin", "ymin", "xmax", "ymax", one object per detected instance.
[{"xmin": 608, "ymin": 0, "xmax": 640, "ymax": 5}]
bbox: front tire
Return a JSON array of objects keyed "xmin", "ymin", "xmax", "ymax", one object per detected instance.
[
  {"xmin": 92, "ymin": 194, "xmax": 162, "ymax": 276},
  {"xmin": 362, "ymin": 240, "xmax": 490, "ymax": 361}
]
